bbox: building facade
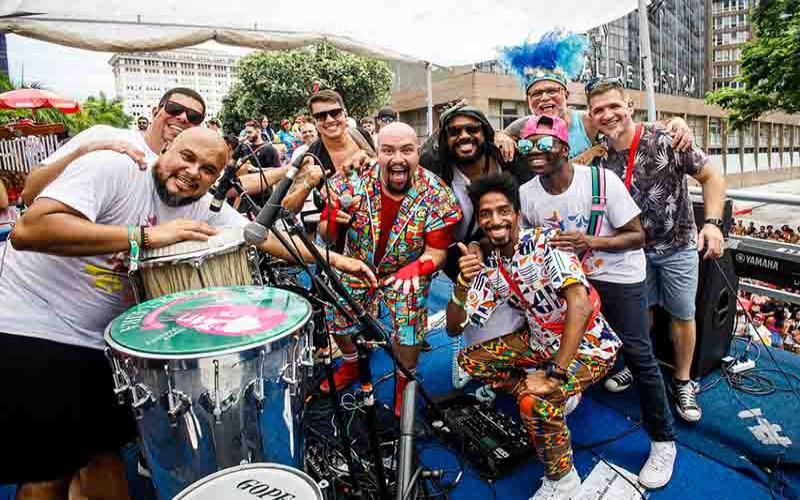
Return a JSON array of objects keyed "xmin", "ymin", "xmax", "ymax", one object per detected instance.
[
  {"xmin": 584, "ymin": 0, "xmax": 707, "ymax": 99},
  {"xmin": 109, "ymin": 48, "xmax": 240, "ymax": 120},
  {"xmin": 392, "ymin": 68, "xmax": 800, "ymax": 180},
  {"xmin": 0, "ymin": 31, "xmax": 8, "ymax": 76},
  {"xmin": 707, "ymin": 0, "xmax": 753, "ymax": 91}
]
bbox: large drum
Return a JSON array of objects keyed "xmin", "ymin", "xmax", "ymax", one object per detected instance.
[
  {"xmin": 105, "ymin": 286, "xmax": 312, "ymax": 499},
  {"xmin": 174, "ymin": 463, "xmax": 325, "ymax": 500},
  {"xmin": 175, "ymin": 464, "xmax": 323, "ymax": 500},
  {"xmin": 138, "ymin": 225, "xmax": 256, "ymax": 299}
]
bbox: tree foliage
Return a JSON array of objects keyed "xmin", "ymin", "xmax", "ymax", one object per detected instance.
[
  {"xmin": 705, "ymin": 0, "xmax": 800, "ymax": 129},
  {"xmin": 219, "ymin": 43, "xmax": 393, "ymax": 133},
  {"xmin": 63, "ymin": 92, "xmax": 131, "ymax": 135}
]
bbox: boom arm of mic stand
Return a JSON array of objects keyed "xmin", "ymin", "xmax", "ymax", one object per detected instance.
[{"xmin": 273, "ymin": 214, "xmax": 444, "ymax": 420}]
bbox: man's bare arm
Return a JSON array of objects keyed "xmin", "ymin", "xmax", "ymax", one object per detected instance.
[{"xmin": 22, "ymin": 141, "xmax": 146, "ymax": 206}]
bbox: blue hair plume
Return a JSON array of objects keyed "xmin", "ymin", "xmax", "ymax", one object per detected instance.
[{"xmin": 499, "ymin": 30, "xmax": 589, "ymax": 89}]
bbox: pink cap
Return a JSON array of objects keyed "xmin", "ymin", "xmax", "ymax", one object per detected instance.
[{"xmin": 520, "ymin": 115, "xmax": 569, "ymax": 146}]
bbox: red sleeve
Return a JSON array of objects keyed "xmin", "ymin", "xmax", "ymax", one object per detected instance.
[{"xmin": 424, "ymin": 226, "xmax": 454, "ymax": 250}]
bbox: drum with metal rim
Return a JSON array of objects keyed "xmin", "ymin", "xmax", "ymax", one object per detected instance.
[
  {"xmin": 105, "ymin": 286, "xmax": 312, "ymax": 499},
  {"xmin": 174, "ymin": 463, "xmax": 325, "ymax": 500},
  {"xmin": 137, "ymin": 225, "xmax": 258, "ymax": 300}
]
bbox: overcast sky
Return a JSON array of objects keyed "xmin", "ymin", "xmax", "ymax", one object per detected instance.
[{"xmin": 6, "ymin": 35, "xmax": 253, "ymax": 101}]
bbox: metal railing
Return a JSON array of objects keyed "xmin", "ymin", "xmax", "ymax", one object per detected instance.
[
  {"xmin": 689, "ymin": 186, "xmax": 800, "ymax": 207},
  {"xmin": 0, "ymin": 134, "xmax": 61, "ymax": 173}
]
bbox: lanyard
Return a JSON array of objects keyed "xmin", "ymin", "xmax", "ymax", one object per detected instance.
[{"xmin": 623, "ymin": 123, "xmax": 644, "ymax": 190}]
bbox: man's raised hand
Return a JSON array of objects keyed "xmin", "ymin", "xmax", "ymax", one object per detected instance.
[{"xmin": 457, "ymin": 242, "xmax": 483, "ymax": 284}]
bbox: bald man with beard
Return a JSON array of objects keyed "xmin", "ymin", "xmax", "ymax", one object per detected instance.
[
  {"xmin": 318, "ymin": 122, "xmax": 462, "ymax": 416},
  {"xmin": 1, "ymin": 127, "xmax": 377, "ymax": 500}
]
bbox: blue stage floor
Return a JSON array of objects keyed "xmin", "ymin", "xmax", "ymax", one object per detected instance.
[{"xmin": 2, "ymin": 276, "xmax": 799, "ymax": 499}]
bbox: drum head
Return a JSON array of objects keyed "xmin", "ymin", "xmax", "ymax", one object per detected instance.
[
  {"xmin": 174, "ymin": 463, "xmax": 322, "ymax": 500},
  {"xmin": 105, "ymin": 286, "xmax": 311, "ymax": 358}
]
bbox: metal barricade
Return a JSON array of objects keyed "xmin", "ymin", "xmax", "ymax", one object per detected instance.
[{"xmin": 0, "ymin": 134, "xmax": 60, "ymax": 173}]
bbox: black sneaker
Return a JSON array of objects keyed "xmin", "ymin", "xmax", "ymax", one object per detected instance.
[
  {"xmin": 421, "ymin": 340, "xmax": 432, "ymax": 352},
  {"xmin": 604, "ymin": 366, "xmax": 633, "ymax": 393},
  {"xmin": 674, "ymin": 380, "xmax": 702, "ymax": 423}
]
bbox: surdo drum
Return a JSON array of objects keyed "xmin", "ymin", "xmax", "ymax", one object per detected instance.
[
  {"xmin": 105, "ymin": 286, "xmax": 312, "ymax": 499},
  {"xmin": 174, "ymin": 463, "xmax": 324, "ymax": 500}
]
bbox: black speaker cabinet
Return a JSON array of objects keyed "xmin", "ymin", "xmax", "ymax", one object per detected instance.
[{"xmin": 650, "ymin": 199, "xmax": 738, "ymax": 379}]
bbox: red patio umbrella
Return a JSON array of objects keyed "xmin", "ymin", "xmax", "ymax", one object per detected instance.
[{"xmin": 0, "ymin": 88, "xmax": 81, "ymax": 114}]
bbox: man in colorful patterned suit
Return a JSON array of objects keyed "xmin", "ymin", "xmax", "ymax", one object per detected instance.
[
  {"xmin": 319, "ymin": 122, "xmax": 462, "ymax": 415},
  {"xmin": 447, "ymin": 172, "xmax": 619, "ymax": 500}
]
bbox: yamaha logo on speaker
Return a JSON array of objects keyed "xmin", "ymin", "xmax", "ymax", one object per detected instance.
[
  {"xmin": 236, "ymin": 479, "xmax": 297, "ymax": 499},
  {"xmin": 739, "ymin": 254, "xmax": 779, "ymax": 271}
]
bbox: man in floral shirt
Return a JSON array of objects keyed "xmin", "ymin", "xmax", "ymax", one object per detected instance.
[
  {"xmin": 447, "ymin": 172, "xmax": 619, "ymax": 500},
  {"xmin": 587, "ymin": 78, "xmax": 726, "ymax": 423},
  {"xmin": 319, "ymin": 122, "xmax": 461, "ymax": 416}
]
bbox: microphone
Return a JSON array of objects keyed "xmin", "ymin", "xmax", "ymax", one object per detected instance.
[
  {"xmin": 209, "ymin": 162, "xmax": 239, "ymax": 212},
  {"xmin": 243, "ymin": 152, "xmax": 309, "ymax": 243}
]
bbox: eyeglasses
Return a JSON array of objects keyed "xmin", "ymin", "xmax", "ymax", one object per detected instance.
[
  {"xmin": 446, "ymin": 124, "xmax": 482, "ymax": 137},
  {"xmin": 585, "ymin": 76, "xmax": 625, "ymax": 95},
  {"xmin": 517, "ymin": 136, "xmax": 556, "ymax": 155},
  {"xmin": 312, "ymin": 108, "xmax": 344, "ymax": 122},
  {"xmin": 163, "ymin": 100, "xmax": 205, "ymax": 125},
  {"xmin": 527, "ymin": 87, "xmax": 564, "ymax": 100},
  {"xmin": 378, "ymin": 116, "xmax": 395, "ymax": 124}
]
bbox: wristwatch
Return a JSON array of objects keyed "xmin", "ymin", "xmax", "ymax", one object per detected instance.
[
  {"xmin": 544, "ymin": 361, "xmax": 569, "ymax": 383},
  {"xmin": 704, "ymin": 218, "xmax": 724, "ymax": 229}
]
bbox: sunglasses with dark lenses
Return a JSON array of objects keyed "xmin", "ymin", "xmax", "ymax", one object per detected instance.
[
  {"xmin": 312, "ymin": 108, "xmax": 344, "ymax": 122},
  {"xmin": 585, "ymin": 76, "xmax": 625, "ymax": 95},
  {"xmin": 517, "ymin": 136, "xmax": 555, "ymax": 155},
  {"xmin": 378, "ymin": 116, "xmax": 395, "ymax": 123},
  {"xmin": 446, "ymin": 124, "xmax": 482, "ymax": 137},
  {"xmin": 163, "ymin": 100, "xmax": 205, "ymax": 125}
]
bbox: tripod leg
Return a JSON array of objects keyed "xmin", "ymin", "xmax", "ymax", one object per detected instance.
[
  {"xmin": 355, "ymin": 338, "xmax": 391, "ymax": 500},
  {"xmin": 314, "ymin": 314, "xmax": 363, "ymax": 498}
]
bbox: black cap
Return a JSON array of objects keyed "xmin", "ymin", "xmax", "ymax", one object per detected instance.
[{"xmin": 376, "ymin": 106, "xmax": 396, "ymax": 119}]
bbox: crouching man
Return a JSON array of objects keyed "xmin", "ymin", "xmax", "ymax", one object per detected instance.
[{"xmin": 446, "ymin": 172, "xmax": 620, "ymax": 500}]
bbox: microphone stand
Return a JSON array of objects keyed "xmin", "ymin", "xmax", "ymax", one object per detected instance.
[
  {"xmin": 251, "ymin": 208, "xmax": 365, "ymax": 498},
  {"xmin": 268, "ymin": 210, "xmax": 445, "ymax": 500}
]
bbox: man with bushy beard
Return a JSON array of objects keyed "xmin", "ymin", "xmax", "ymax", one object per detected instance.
[
  {"xmin": 318, "ymin": 122, "xmax": 462, "ymax": 416},
  {"xmin": 422, "ymin": 104, "xmax": 531, "ymax": 281},
  {"xmin": 0, "ymin": 126, "xmax": 377, "ymax": 500}
]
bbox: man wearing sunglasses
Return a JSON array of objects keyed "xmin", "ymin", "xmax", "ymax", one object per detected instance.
[
  {"xmin": 1, "ymin": 126, "xmax": 378, "ymax": 500},
  {"xmin": 423, "ymin": 104, "xmax": 532, "ymax": 282},
  {"xmin": 494, "ymin": 72, "xmax": 695, "ymax": 166},
  {"xmin": 516, "ymin": 114, "xmax": 679, "ymax": 490},
  {"xmin": 282, "ymin": 90, "xmax": 376, "ymax": 215},
  {"xmin": 586, "ymin": 79, "xmax": 726, "ymax": 426},
  {"xmin": 22, "ymin": 87, "xmax": 207, "ymax": 207}
]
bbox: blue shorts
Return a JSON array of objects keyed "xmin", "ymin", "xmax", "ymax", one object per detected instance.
[{"xmin": 645, "ymin": 248, "xmax": 699, "ymax": 321}]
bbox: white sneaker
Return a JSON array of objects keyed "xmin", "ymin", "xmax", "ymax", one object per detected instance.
[
  {"xmin": 638, "ymin": 441, "xmax": 677, "ymax": 489},
  {"xmin": 604, "ymin": 366, "xmax": 633, "ymax": 393},
  {"xmin": 530, "ymin": 467, "xmax": 581, "ymax": 500},
  {"xmin": 564, "ymin": 393, "xmax": 581, "ymax": 417}
]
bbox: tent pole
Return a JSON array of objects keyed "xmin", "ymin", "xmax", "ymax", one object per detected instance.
[
  {"xmin": 638, "ymin": 0, "xmax": 657, "ymax": 122},
  {"xmin": 426, "ymin": 62, "xmax": 433, "ymax": 137}
]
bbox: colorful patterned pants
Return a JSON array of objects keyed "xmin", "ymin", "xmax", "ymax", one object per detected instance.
[
  {"xmin": 458, "ymin": 330, "xmax": 614, "ymax": 480},
  {"xmin": 324, "ymin": 277, "xmax": 430, "ymax": 346}
]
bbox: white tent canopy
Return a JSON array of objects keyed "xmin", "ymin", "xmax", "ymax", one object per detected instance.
[{"xmin": 1, "ymin": 1, "xmax": 637, "ymax": 66}]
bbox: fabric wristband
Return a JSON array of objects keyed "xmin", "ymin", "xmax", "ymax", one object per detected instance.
[{"xmin": 450, "ymin": 293, "xmax": 465, "ymax": 308}]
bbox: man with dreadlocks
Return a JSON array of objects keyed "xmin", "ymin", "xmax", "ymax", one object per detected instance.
[{"xmin": 492, "ymin": 31, "xmax": 694, "ymax": 166}]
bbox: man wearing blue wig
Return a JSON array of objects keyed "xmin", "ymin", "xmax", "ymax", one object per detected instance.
[{"xmin": 494, "ymin": 31, "xmax": 694, "ymax": 166}]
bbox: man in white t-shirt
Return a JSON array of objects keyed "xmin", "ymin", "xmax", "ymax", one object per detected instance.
[
  {"xmin": 517, "ymin": 115, "xmax": 678, "ymax": 490},
  {"xmin": 0, "ymin": 126, "xmax": 376, "ymax": 499}
]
